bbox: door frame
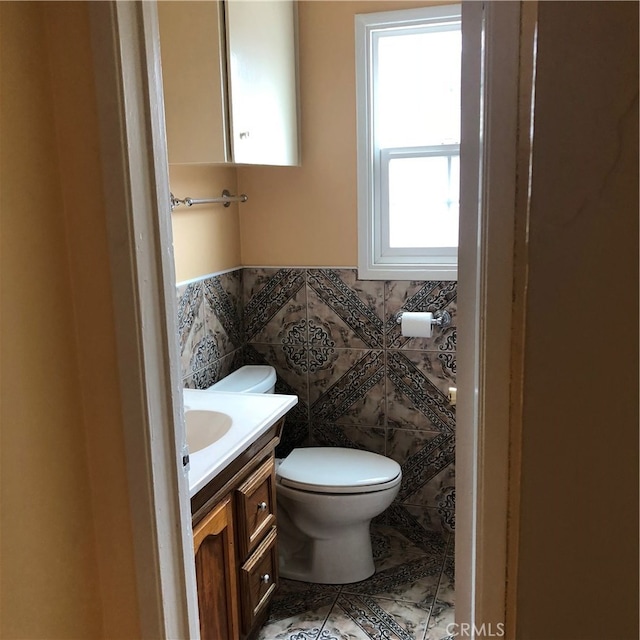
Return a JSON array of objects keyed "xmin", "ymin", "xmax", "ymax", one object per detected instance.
[
  {"xmin": 88, "ymin": 1, "xmax": 530, "ymax": 638},
  {"xmin": 88, "ymin": 2, "xmax": 198, "ymax": 638},
  {"xmin": 457, "ymin": 1, "xmax": 525, "ymax": 635}
]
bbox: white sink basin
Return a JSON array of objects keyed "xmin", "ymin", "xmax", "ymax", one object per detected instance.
[
  {"xmin": 185, "ymin": 409, "xmax": 232, "ymax": 453},
  {"xmin": 183, "ymin": 389, "xmax": 298, "ymax": 497}
]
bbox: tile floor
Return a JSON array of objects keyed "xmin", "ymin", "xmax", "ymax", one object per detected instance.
[{"xmin": 258, "ymin": 524, "xmax": 455, "ymax": 640}]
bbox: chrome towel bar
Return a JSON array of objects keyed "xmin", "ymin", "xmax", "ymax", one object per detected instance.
[{"xmin": 170, "ymin": 189, "xmax": 248, "ymax": 210}]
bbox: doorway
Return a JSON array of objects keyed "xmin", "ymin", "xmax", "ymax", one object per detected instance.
[{"xmin": 88, "ymin": 1, "xmax": 531, "ymax": 638}]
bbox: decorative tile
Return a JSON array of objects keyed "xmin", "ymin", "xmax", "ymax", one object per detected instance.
[
  {"xmin": 401, "ymin": 505, "xmax": 455, "ymax": 539},
  {"xmin": 244, "ymin": 268, "xmax": 307, "ymax": 344},
  {"xmin": 245, "ymin": 343, "xmax": 310, "ymax": 457},
  {"xmin": 423, "ymin": 603, "xmax": 455, "ymax": 640},
  {"xmin": 268, "ymin": 579, "xmax": 339, "ymax": 623},
  {"xmin": 430, "ymin": 580, "xmax": 457, "ymax": 638},
  {"xmin": 385, "ymin": 281, "xmax": 457, "ymax": 352},
  {"xmin": 341, "ymin": 553, "xmax": 441, "ymax": 608},
  {"xmin": 177, "ymin": 281, "xmax": 205, "ymax": 379},
  {"xmin": 309, "ymin": 349, "xmax": 385, "ymax": 427},
  {"xmin": 176, "ymin": 281, "xmax": 203, "ymax": 351},
  {"xmin": 386, "ymin": 429, "xmax": 455, "ymax": 505},
  {"xmin": 311, "ymin": 424, "xmax": 386, "ymax": 456},
  {"xmin": 307, "ymin": 269, "xmax": 384, "ymax": 349},
  {"xmin": 403, "ymin": 465, "xmax": 455, "ymax": 515},
  {"xmin": 258, "ymin": 603, "xmax": 333, "ymax": 640},
  {"xmin": 437, "ymin": 554, "xmax": 455, "ymax": 607},
  {"xmin": 203, "ymin": 270, "xmax": 243, "ymax": 356},
  {"xmin": 385, "ymin": 504, "xmax": 449, "ymax": 557},
  {"xmin": 386, "ymin": 350, "xmax": 456, "ymax": 433},
  {"xmin": 183, "ymin": 362, "xmax": 218, "ymax": 390},
  {"xmin": 261, "ymin": 523, "xmax": 454, "ymax": 640},
  {"xmin": 370, "ymin": 526, "xmax": 430, "ymax": 573},
  {"xmin": 323, "ymin": 594, "xmax": 430, "ymax": 640},
  {"xmin": 189, "ymin": 333, "xmax": 220, "ymax": 376}
]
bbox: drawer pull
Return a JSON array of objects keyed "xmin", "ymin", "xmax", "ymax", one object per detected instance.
[
  {"xmin": 260, "ymin": 574, "xmax": 271, "ymax": 584},
  {"xmin": 257, "ymin": 501, "xmax": 268, "ymax": 511}
]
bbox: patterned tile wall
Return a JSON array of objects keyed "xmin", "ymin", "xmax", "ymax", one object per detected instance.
[
  {"xmin": 176, "ymin": 269, "xmax": 244, "ymax": 389},
  {"xmin": 177, "ymin": 267, "xmax": 456, "ymax": 535},
  {"xmin": 243, "ymin": 268, "xmax": 456, "ymax": 536}
]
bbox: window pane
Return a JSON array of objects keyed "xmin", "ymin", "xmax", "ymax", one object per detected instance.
[
  {"xmin": 376, "ymin": 28, "xmax": 461, "ymax": 148},
  {"xmin": 388, "ymin": 155, "xmax": 459, "ymax": 248}
]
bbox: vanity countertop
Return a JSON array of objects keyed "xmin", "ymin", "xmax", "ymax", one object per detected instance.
[{"xmin": 184, "ymin": 389, "xmax": 298, "ymax": 497}]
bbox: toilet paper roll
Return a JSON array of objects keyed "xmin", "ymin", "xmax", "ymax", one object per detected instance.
[{"xmin": 400, "ymin": 311, "xmax": 433, "ymax": 338}]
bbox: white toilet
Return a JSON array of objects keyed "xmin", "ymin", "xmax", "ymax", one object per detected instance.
[
  {"xmin": 208, "ymin": 364, "xmax": 277, "ymax": 394},
  {"xmin": 276, "ymin": 447, "xmax": 401, "ymax": 584},
  {"xmin": 208, "ymin": 365, "xmax": 402, "ymax": 585}
]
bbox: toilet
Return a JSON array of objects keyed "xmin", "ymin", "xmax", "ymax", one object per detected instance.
[{"xmin": 207, "ymin": 365, "xmax": 402, "ymax": 585}]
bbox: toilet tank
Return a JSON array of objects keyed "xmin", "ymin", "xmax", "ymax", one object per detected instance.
[{"xmin": 207, "ymin": 365, "xmax": 276, "ymax": 394}]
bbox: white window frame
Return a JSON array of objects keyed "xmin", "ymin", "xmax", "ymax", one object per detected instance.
[{"xmin": 356, "ymin": 5, "xmax": 462, "ymax": 281}]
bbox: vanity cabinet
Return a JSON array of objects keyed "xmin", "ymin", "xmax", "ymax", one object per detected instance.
[
  {"xmin": 193, "ymin": 497, "xmax": 240, "ymax": 640},
  {"xmin": 191, "ymin": 418, "xmax": 284, "ymax": 640},
  {"xmin": 158, "ymin": 0, "xmax": 299, "ymax": 166}
]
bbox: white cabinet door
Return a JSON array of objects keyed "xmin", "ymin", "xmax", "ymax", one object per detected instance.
[{"xmin": 225, "ymin": 0, "xmax": 299, "ymax": 166}]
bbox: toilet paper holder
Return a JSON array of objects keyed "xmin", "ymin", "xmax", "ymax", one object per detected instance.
[{"xmin": 395, "ymin": 309, "xmax": 452, "ymax": 329}]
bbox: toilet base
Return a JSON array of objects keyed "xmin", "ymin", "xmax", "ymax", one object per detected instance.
[{"xmin": 279, "ymin": 522, "xmax": 375, "ymax": 584}]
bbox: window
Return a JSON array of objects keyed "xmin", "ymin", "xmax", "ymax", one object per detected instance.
[{"xmin": 356, "ymin": 5, "xmax": 462, "ymax": 280}]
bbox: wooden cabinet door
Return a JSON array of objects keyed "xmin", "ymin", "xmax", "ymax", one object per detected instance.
[
  {"xmin": 193, "ymin": 496, "xmax": 240, "ymax": 640},
  {"xmin": 235, "ymin": 457, "xmax": 277, "ymax": 558}
]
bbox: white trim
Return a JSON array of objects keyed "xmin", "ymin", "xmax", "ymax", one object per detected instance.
[
  {"xmin": 241, "ymin": 265, "xmax": 359, "ymax": 271},
  {"xmin": 456, "ymin": 1, "xmax": 522, "ymax": 636},
  {"xmin": 176, "ymin": 266, "xmax": 244, "ymax": 287},
  {"xmin": 89, "ymin": 3, "xmax": 199, "ymax": 638}
]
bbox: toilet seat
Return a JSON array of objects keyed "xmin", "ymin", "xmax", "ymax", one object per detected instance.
[{"xmin": 276, "ymin": 447, "xmax": 402, "ymax": 494}]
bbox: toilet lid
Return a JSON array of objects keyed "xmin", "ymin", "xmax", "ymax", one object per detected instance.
[{"xmin": 276, "ymin": 447, "xmax": 402, "ymax": 494}]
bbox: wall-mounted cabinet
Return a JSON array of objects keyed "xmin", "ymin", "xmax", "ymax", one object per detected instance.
[{"xmin": 158, "ymin": 0, "xmax": 299, "ymax": 166}]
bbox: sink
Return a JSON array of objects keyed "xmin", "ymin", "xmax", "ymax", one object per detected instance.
[
  {"xmin": 183, "ymin": 389, "xmax": 298, "ymax": 497},
  {"xmin": 185, "ymin": 409, "xmax": 232, "ymax": 453}
]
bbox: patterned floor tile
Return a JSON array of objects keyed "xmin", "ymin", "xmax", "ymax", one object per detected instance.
[
  {"xmin": 424, "ymin": 603, "xmax": 455, "ymax": 640},
  {"xmin": 258, "ymin": 603, "xmax": 333, "ymax": 640},
  {"xmin": 261, "ymin": 525, "xmax": 453, "ymax": 640},
  {"xmin": 268, "ymin": 580, "xmax": 340, "ymax": 623},
  {"xmin": 370, "ymin": 526, "xmax": 431, "ymax": 572},
  {"xmin": 324, "ymin": 594, "xmax": 429, "ymax": 640},
  {"xmin": 401, "ymin": 505, "xmax": 455, "ymax": 539},
  {"xmin": 385, "ymin": 504, "xmax": 450, "ymax": 557}
]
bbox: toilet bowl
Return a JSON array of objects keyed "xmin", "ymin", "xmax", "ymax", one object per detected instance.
[
  {"xmin": 276, "ymin": 447, "xmax": 401, "ymax": 584},
  {"xmin": 207, "ymin": 365, "xmax": 402, "ymax": 585}
]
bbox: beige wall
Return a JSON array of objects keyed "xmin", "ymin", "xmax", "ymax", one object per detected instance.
[
  {"xmin": 238, "ymin": 0, "xmax": 444, "ymax": 267},
  {"xmin": 170, "ymin": 164, "xmax": 242, "ymax": 282},
  {"xmin": 169, "ymin": 2, "xmax": 446, "ymax": 277},
  {"xmin": 0, "ymin": 2, "xmax": 139, "ymax": 637},
  {"xmin": 515, "ymin": 2, "xmax": 638, "ymax": 638}
]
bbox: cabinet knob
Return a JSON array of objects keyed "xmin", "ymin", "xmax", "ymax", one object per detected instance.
[
  {"xmin": 257, "ymin": 501, "xmax": 268, "ymax": 511},
  {"xmin": 260, "ymin": 574, "xmax": 271, "ymax": 584}
]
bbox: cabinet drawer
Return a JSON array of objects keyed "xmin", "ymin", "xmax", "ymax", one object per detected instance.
[
  {"xmin": 235, "ymin": 457, "xmax": 276, "ymax": 557},
  {"xmin": 239, "ymin": 527, "xmax": 278, "ymax": 633}
]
